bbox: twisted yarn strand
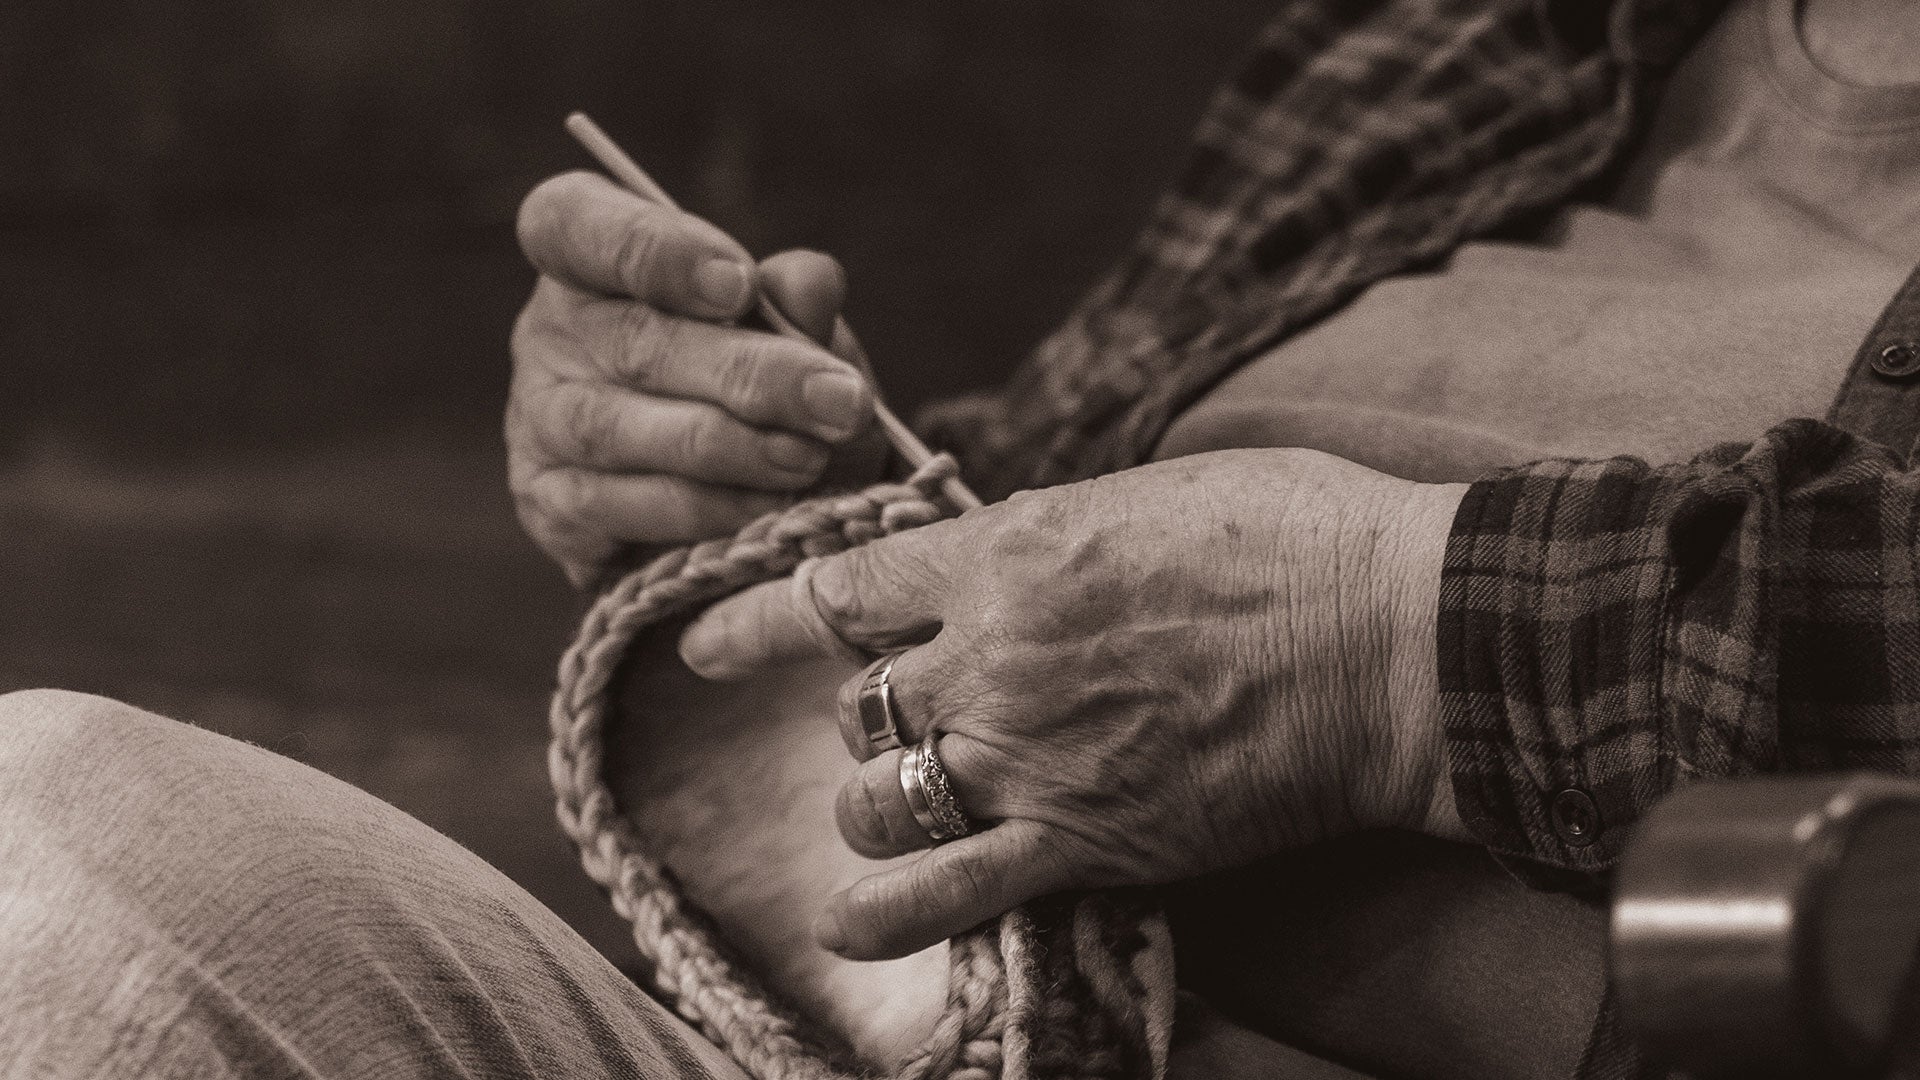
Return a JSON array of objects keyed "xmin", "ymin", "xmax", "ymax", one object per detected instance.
[
  {"xmin": 548, "ymin": 454, "xmax": 1166, "ymax": 1080},
  {"xmin": 552, "ymin": 459, "xmax": 979, "ymax": 1080}
]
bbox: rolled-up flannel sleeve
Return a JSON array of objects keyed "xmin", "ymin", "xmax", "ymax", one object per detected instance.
[{"xmin": 1439, "ymin": 418, "xmax": 1920, "ymax": 882}]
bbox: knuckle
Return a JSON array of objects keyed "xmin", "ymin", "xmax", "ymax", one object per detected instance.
[
  {"xmin": 967, "ymin": 594, "xmax": 1041, "ymax": 655},
  {"xmin": 924, "ymin": 847, "xmax": 994, "ymax": 913},
  {"xmin": 514, "ymin": 496, "xmax": 583, "ymax": 563},
  {"xmin": 840, "ymin": 882, "xmax": 892, "ymax": 939},
  {"xmin": 808, "ymin": 556, "xmax": 869, "ymax": 629},
  {"xmin": 510, "ymin": 286, "xmax": 566, "ymax": 370},
  {"xmin": 514, "ymin": 290, "xmax": 600, "ymax": 402},
  {"xmin": 556, "ymin": 387, "xmax": 624, "ymax": 467},
  {"xmin": 981, "ymin": 512, "xmax": 1052, "ymax": 565},
  {"xmin": 531, "ymin": 467, "xmax": 596, "ymax": 526},
  {"xmin": 612, "ymin": 302, "xmax": 670, "ymax": 382},
  {"xmin": 714, "ymin": 341, "xmax": 778, "ymax": 417},
  {"xmin": 609, "ymin": 218, "xmax": 665, "ymax": 296},
  {"xmin": 669, "ymin": 410, "xmax": 717, "ymax": 472},
  {"xmin": 837, "ymin": 777, "xmax": 892, "ymax": 852}
]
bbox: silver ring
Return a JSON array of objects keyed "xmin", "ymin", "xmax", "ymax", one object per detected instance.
[
  {"xmin": 899, "ymin": 733, "xmax": 973, "ymax": 843},
  {"xmin": 840, "ymin": 652, "xmax": 907, "ymax": 761}
]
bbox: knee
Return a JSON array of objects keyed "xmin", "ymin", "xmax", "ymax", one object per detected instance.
[
  {"xmin": 0, "ymin": 687, "xmax": 152, "ymax": 727},
  {"xmin": 0, "ymin": 690, "xmax": 212, "ymax": 901},
  {"xmin": 0, "ymin": 688, "xmax": 173, "ymax": 770},
  {"xmin": 0, "ymin": 687, "xmax": 419, "ymax": 870},
  {"xmin": 0, "ymin": 688, "xmax": 364, "ymax": 903},
  {"xmin": 0, "ymin": 689, "xmax": 271, "ymax": 836},
  {"xmin": 0, "ymin": 685, "xmax": 161, "ymax": 749},
  {"xmin": 0, "ymin": 691, "xmax": 234, "ymax": 853}
]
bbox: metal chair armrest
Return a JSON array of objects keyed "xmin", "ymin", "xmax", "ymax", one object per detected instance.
[{"xmin": 1612, "ymin": 774, "xmax": 1920, "ymax": 1078}]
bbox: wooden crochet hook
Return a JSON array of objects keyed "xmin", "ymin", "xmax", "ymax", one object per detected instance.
[{"xmin": 566, "ymin": 111, "xmax": 984, "ymax": 512}]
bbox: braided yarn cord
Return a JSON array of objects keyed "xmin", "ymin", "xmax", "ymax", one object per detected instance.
[{"xmin": 549, "ymin": 456, "xmax": 1169, "ymax": 1080}]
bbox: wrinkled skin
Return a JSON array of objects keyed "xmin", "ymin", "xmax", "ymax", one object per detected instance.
[
  {"xmin": 681, "ymin": 449, "xmax": 1469, "ymax": 960},
  {"xmin": 505, "ymin": 165, "xmax": 1470, "ymax": 970},
  {"xmin": 509, "ymin": 170, "xmax": 884, "ymax": 585}
]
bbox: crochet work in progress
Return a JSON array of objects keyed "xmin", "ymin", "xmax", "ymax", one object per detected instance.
[{"xmin": 548, "ymin": 456, "xmax": 1177, "ymax": 1080}]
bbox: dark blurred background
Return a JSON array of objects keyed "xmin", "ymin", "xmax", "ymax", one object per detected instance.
[{"xmin": 0, "ymin": 0, "xmax": 1274, "ymax": 962}]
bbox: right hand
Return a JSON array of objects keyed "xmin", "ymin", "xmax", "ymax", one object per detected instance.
[{"xmin": 510, "ymin": 170, "xmax": 884, "ymax": 586}]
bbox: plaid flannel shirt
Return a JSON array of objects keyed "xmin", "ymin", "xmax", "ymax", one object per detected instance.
[
  {"xmin": 922, "ymin": 0, "xmax": 1729, "ymax": 493},
  {"xmin": 915, "ymin": 0, "xmax": 1920, "ymax": 1075}
]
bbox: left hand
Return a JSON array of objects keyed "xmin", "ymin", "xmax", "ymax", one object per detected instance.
[{"xmin": 678, "ymin": 448, "xmax": 1468, "ymax": 960}]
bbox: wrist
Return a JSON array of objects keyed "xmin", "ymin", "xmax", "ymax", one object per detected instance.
[{"xmin": 1376, "ymin": 478, "xmax": 1471, "ymax": 841}]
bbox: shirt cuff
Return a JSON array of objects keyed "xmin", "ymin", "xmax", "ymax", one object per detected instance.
[{"xmin": 1436, "ymin": 454, "xmax": 1693, "ymax": 884}]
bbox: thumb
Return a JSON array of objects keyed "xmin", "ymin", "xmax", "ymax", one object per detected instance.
[
  {"xmin": 759, "ymin": 249, "xmax": 846, "ymax": 346},
  {"xmin": 814, "ymin": 820, "xmax": 1071, "ymax": 960}
]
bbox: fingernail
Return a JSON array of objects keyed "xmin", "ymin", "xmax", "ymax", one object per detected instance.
[
  {"xmin": 801, "ymin": 371, "xmax": 869, "ymax": 439},
  {"xmin": 677, "ymin": 637, "xmax": 726, "ymax": 681},
  {"xmin": 761, "ymin": 432, "xmax": 829, "ymax": 474},
  {"xmin": 693, "ymin": 258, "xmax": 751, "ymax": 314},
  {"xmin": 814, "ymin": 913, "xmax": 849, "ymax": 955},
  {"xmin": 678, "ymin": 621, "xmax": 745, "ymax": 682}
]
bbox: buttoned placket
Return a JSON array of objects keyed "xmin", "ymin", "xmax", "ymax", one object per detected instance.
[{"xmin": 1828, "ymin": 264, "xmax": 1920, "ymax": 460}]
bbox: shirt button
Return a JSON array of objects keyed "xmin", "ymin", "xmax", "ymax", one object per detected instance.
[
  {"xmin": 1550, "ymin": 788, "xmax": 1601, "ymax": 848},
  {"xmin": 1871, "ymin": 341, "xmax": 1920, "ymax": 380}
]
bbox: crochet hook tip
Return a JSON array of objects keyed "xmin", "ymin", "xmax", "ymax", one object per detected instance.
[{"xmin": 565, "ymin": 111, "xmax": 985, "ymax": 511}]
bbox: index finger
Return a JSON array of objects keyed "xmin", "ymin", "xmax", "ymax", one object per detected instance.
[
  {"xmin": 678, "ymin": 526, "xmax": 956, "ymax": 680},
  {"xmin": 814, "ymin": 819, "xmax": 1068, "ymax": 960},
  {"xmin": 517, "ymin": 170, "xmax": 756, "ymax": 320}
]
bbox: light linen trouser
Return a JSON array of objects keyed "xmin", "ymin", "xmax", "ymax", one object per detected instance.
[
  {"xmin": 0, "ymin": 688, "xmax": 751, "ymax": 1080},
  {"xmin": 0, "ymin": 689, "xmax": 1364, "ymax": 1080}
]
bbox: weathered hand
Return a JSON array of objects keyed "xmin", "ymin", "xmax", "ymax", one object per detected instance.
[
  {"xmin": 510, "ymin": 170, "xmax": 885, "ymax": 585},
  {"xmin": 678, "ymin": 448, "xmax": 1468, "ymax": 960}
]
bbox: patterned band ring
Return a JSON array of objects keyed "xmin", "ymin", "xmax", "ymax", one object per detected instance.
[
  {"xmin": 899, "ymin": 733, "xmax": 974, "ymax": 843},
  {"xmin": 840, "ymin": 652, "xmax": 907, "ymax": 761}
]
